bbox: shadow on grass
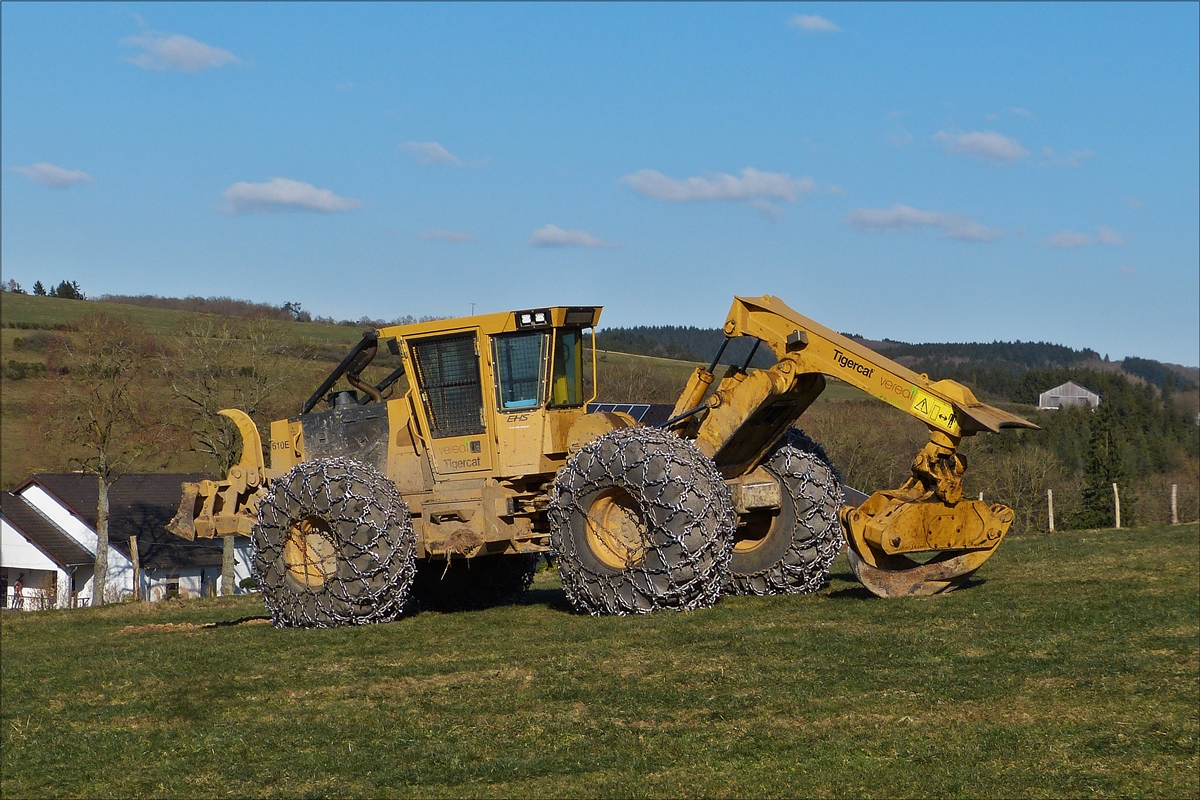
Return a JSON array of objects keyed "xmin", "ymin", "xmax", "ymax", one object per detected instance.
[{"xmin": 827, "ymin": 572, "xmax": 987, "ymax": 600}]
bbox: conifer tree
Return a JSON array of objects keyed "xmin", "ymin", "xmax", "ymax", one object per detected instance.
[{"xmin": 1078, "ymin": 405, "xmax": 1130, "ymax": 528}]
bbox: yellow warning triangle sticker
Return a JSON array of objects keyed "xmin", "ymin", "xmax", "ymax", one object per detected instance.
[{"xmin": 915, "ymin": 398, "xmax": 929, "ymax": 415}]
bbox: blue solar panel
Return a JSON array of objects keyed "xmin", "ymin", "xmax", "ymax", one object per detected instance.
[{"xmin": 586, "ymin": 402, "xmax": 653, "ymax": 422}]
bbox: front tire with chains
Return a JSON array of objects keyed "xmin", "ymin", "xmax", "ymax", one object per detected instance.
[
  {"xmin": 549, "ymin": 427, "xmax": 735, "ymax": 615},
  {"xmin": 725, "ymin": 429, "xmax": 844, "ymax": 596},
  {"xmin": 252, "ymin": 457, "xmax": 417, "ymax": 628}
]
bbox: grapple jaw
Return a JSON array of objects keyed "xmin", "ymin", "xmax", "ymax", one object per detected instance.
[
  {"xmin": 837, "ymin": 433, "xmax": 1016, "ymax": 598},
  {"xmin": 840, "ymin": 495, "xmax": 1013, "ymax": 597}
]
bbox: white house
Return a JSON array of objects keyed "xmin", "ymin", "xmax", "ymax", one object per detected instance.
[
  {"xmin": 1, "ymin": 492, "xmax": 95, "ymax": 609},
  {"xmin": 1038, "ymin": 380, "xmax": 1101, "ymax": 410},
  {"xmin": 3, "ymin": 474, "xmax": 252, "ymax": 609}
]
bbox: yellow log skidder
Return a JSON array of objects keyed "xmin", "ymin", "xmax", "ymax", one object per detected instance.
[{"xmin": 169, "ymin": 296, "xmax": 1037, "ymax": 626}]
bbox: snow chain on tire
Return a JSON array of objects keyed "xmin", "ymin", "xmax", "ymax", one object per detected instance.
[
  {"xmin": 252, "ymin": 457, "xmax": 417, "ymax": 628},
  {"xmin": 725, "ymin": 429, "xmax": 845, "ymax": 596},
  {"xmin": 549, "ymin": 427, "xmax": 735, "ymax": 615}
]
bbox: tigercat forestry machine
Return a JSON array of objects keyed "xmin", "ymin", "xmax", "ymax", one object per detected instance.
[{"xmin": 169, "ymin": 295, "xmax": 1037, "ymax": 626}]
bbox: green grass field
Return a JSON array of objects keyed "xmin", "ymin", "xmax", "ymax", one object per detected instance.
[{"xmin": 3, "ymin": 524, "xmax": 1196, "ymax": 798}]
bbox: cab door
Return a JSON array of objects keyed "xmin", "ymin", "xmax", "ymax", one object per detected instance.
[
  {"xmin": 490, "ymin": 330, "xmax": 549, "ymax": 475},
  {"xmin": 408, "ymin": 331, "xmax": 494, "ymax": 477}
]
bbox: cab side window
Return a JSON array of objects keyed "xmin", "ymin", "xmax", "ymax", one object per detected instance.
[
  {"xmin": 410, "ymin": 333, "xmax": 485, "ymax": 438},
  {"xmin": 493, "ymin": 331, "xmax": 547, "ymax": 410},
  {"xmin": 550, "ymin": 329, "xmax": 585, "ymax": 407}
]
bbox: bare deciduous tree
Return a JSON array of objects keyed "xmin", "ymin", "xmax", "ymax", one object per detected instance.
[
  {"xmin": 162, "ymin": 316, "xmax": 308, "ymax": 474},
  {"xmin": 37, "ymin": 314, "xmax": 173, "ymax": 605},
  {"xmin": 160, "ymin": 316, "xmax": 312, "ymax": 595}
]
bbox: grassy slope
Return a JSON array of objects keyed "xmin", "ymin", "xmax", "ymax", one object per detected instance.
[
  {"xmin": 0, "ymin": 295, "xmax": 374, "ymax": 488},
  {"xmin": 2, "ymin": 523, "xmax": 1196, "ymax": 798},
  {"xmin": 0, "ymin": 292, "xmax": 366, "ymax": 344}
]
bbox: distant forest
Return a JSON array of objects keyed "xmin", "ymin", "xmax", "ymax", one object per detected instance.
[{"xmin": 596, "ymin": 325, "xmax": 1198, "ymax": 400}]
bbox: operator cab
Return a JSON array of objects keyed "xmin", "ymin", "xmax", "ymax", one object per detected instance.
[
  {"xmin": 384, "ymin": 306, "xmax": 600, "ymax": 479},
  {"xmin": 492, "ymin": 308, "xmax": 591, "ymax": 412}
]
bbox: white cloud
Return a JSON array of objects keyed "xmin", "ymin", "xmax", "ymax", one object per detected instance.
[
  {"xmin": 1043, "ymin": 226, "xmax": 1125, "ymax": 248},
  {"xmin": 887, "ymin": 128, "xmax": 914, "ymax": 148},
  {"xmin": 1123, "ymin": 197, "xmax": 1144, "ymax": 209},
  {"xmin": 529, "ymin": 225, "xmax": 617, "ymax": 248},
  {"xmin": 1012, "ymin": 107, "xmax": 1034, "ymax": 119},
  {"xmin": 826, "ymin": 184, "xmax": 848, "ymax": 196},
  {"xmin": 222, "ymin": 177, "xmax": 361, "ymax": 214},
  {"xmin": 401, "ymin": 142, "xmax": 464, "ymax": 166},
  {"xmin": 1040, "ymin": 147, "xmax": 1095, "ymax": 168},
  {"xmin": 934, "ymin": 130, "xmax": 1029, "ymax": 164},
  {"xmin": 1118, "ymin": 265, "xmax": 1136, "ymax": 277},
  {"xmin": 750, "ymin": 200, "xmax": 785, "ymax": 221},
  {"xmin": 123, "ymin": 32, "xmax": 241, "ymax": 73},
  {"xmin": 846, "ymin": 204, "xmax": 1004, "ymax": 242},
  {"xmin": 622, "ymin": 167, "xmax": 816, "ymax": 204},
  {"xmin": 10, "ymin": 162, "xmax": 94, "ymax": 189},
  {"xmin": 789, "ymin": 15, "xmax": 841, "ymax": 32},
  {"xmin": 415, "ymin": 229, "xmax": 478, "ymax": 243}
]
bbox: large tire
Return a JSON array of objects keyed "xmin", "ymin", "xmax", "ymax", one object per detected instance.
[
  {"xmin": 549, "ymin": 427, "xmax": 735, "ymax": 615},
  {"xmin": 725, "ymin": 429, "xmax": 844, "ymax": 596},
  {"xmin": 410, "ymin": 553, "xmax": 539, "ymax": 612},
  {"xmin": 252, "ymin": 457, "xmax": 417, "ymax": 628}
]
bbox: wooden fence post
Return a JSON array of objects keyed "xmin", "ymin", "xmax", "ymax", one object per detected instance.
[
  {"xmin": 129, "ymin": 534, "xmax": 140, "ymax": 601},
  {"xmin": 1047, "ymin": 488, "xmax": 1055, "ymax": 532},
  {"xmin": 1171, "ymin": 484, "xmax": 1178, "ymax": 525},
  {"xmin": 1113, "ymin": 483, "xmax": 1121, "ymax": 529}
]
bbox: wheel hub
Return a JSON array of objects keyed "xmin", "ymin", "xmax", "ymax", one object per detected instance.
[
  {"xmin": 282, "ymin": 517, "xmax": 338, "ymax": 587},
  {"xmin": 584, "ymin": 488, "xmax": 647, "ymax": 569},
  {"xmin": 732, "ymin": 510, "xmax": 779, "ymax": 553}
]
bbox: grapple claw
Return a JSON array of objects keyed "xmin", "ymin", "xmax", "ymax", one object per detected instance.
[{"xmin": 841, "ymin": 493, "xmax": 1011, "ymax": 598}]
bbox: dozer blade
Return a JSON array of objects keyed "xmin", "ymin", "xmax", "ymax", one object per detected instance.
[{"xmin": 840, "ymin": 493, "xmax": 1012, "ymax": 598}]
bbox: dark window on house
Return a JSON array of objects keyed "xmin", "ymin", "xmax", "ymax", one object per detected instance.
[
  {"xmin": 493, "ymin": 331, "xmax": 547, "ymax": 410},
  {"xmin": 411, "ymin": 333, "xmax": 486, "ymax": 438}
]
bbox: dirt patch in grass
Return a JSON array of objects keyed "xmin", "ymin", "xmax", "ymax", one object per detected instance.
[{"xmin": 114, "ymin": 617, "xmax": 270, "ymax": 634}]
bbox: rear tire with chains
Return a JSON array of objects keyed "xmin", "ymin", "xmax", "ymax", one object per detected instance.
[
  {"xmin": 725, "ymin": 429, "xmax": 844, "ymax": 596},
  {"xmin": 549, "ymin": 427, "xmax": 735, "ymax": 615},
  {"xmin": 252, "ymin": 457, "xmax": 417, "ymax": 628},
  {"xmin": 410, "ymin": 553, "xmax": 539, "ymax": 612}
]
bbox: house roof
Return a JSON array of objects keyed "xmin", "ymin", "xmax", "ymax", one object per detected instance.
[
  {"xmin": 1, "ymin": 492, "xmax": 94, "ymax": 568},
  {"xmin": 1041, "ymin": 380, "xmax": 1100, "ymax": 399},
  {"xmin": 13, "ymin": 473, "xmax": 228, "ymax": 572}
]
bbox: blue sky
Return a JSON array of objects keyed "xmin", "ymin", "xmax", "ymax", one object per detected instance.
[{"xmin": 3, "ymin": 3, "xmax": 1198, "ymax": 365}]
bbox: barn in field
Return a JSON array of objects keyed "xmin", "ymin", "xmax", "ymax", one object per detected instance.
[{"xmin": 1038, "ymin": 381, "xmax": 1101, "ymax": 410}]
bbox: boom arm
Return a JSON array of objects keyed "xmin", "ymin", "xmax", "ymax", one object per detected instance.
[
  {"xmin": 671, "ymin": 295, "xmax": 1039, "ymax": 597},
  {"xmin": 722, "ymin": 295, "xmax": 1036, "ymax": 438}
]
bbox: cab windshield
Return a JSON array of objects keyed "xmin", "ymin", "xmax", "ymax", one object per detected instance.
[
  {"xmin": 550, "ymin": 329, "xmax": 585, "ymax": 407},
  {"xmin": 493, "ymin": 331, "xmax": 547, "ymax": 410}
]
